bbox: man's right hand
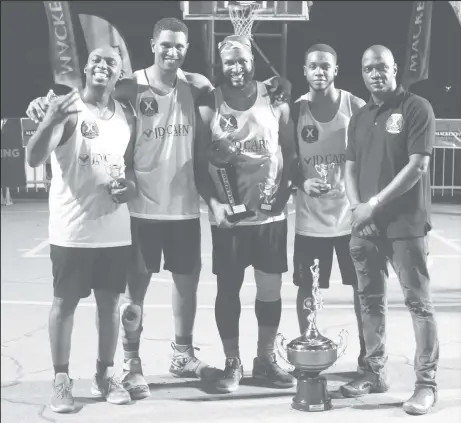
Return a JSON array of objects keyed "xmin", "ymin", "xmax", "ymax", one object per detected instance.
[
  {"xmin": 210, "ymin": 198, "xmax": 236, "ymax": 229},
  {"xmin": 303, "ymin": 178, "xmax": 329, "ymax": 197},
  {"xmin": 41, "ymin": 89, "xmax": 81, "ymax": 126}
]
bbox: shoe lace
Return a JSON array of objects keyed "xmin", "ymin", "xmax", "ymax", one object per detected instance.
[
  {"xmin": 107, "ymin": 376, "xmax": 123, "ymax": 392},
  {"xmin": 55, "ymin": 382, "xmax": 72, "ymax": 399},
  {"xmin": 224, "ymin": 359, "xmax": 241, "ymax": 379}
]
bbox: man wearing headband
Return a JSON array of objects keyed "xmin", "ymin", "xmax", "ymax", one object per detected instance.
[{"xmin": 195, "ymin": 34, "xmax": 298, "ymax": 393}]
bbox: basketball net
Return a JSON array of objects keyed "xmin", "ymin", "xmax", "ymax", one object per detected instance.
[{"xmin": 229, "ymin": 1, "xmax": 261, "ymax": 38}]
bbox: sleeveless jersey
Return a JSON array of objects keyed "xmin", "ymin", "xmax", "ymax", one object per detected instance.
[
  {"xmin": 48, "ymin": 98, "xmax": 131, "ymax": 247},
  {"xmin": 209, "ymin": 82, "xmax": 285, "ymax": 226},
  {"xmin": 128, "ymin": 68, "xmax": 200, "ymax": 220},
  {"xmin": 295, "ymin": 90, "xmax": 361, "ymax": 237}
]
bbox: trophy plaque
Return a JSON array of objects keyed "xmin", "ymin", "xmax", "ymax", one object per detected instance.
[
  {"xmin": 209, "ymin": 135, "xmax": 255, "ymax": 223},
  {"xmin": 285, "ymin": 259, "xmax": 348, "ymax": 412}
]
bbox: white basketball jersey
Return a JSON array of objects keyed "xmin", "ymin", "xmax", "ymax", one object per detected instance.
[
  {"xmin": 209, "ymin": 82, "xmax": 285, "ymax": 226},
  {"xmin": 48, "ymin": 98, "xmax": 131, "ymax": 247},
  {"xmin": 295, "ymin": 90, "xmax": 360, "ymax": 237},
  {"xmin": 128, "ymin": 68, "xmax": 200, "ymax": 220}
]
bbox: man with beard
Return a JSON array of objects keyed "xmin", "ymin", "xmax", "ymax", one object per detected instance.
[
  {"xmin": 27, "ymin": 47, "xmax": 135, "ymax": 412},
  {"xmin": 26, "ymin": 17, "xmax": 291, "ymax": 400},
  {"xmin": 195, "ymin": 35, "xmax": 297, "ymax": 393},
  {"xmin": 340, "ymin": 45, "xmax": 439, "ymax": 415},
  {"xmin": 289, "ymin": 44, "xmax": 367, "ymax": 373}
]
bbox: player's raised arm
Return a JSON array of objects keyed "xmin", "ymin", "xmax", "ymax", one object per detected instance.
[
  {"xmin": 27, "ymin": 89, "xmax": 80, "ymax": 168},
  {"xmin": 185, "ymin": 71, "xmax": 215, "ymax": 105}
]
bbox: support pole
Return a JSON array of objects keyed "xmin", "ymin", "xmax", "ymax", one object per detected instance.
[{"xmin": 281, "ymin": 22, "xmax": 288, "ymax": 78}]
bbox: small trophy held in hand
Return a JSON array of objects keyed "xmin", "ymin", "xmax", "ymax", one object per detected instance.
[
  {"xmin": 105, "ymin": 158, "xmax": 126, "ymax": 191},
  {"xmin": 314, "ymin": 163, "xmax": 336, "ymax": 193}
]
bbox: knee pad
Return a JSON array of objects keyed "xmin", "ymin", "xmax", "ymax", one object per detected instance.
[
  {"xmin": 120, "ymin": 303, "xmax": 142, "ymax": 333},
  {"xmin": 254, "ymin": 269, "xmax": 282, "ymax": 302}
]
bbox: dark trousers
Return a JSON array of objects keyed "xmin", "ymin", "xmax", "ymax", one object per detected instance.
[{"xmin": 349, "ymin": 235, "xmax": 439, "ymax": 388}]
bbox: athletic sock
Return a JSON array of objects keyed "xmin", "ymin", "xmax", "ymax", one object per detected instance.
[{"xmin": 123, "ymin": 341, "xmax": 140, "ymax": 361}]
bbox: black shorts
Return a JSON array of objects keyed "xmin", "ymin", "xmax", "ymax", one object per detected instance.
[
  {"xmin": 211, "ymin": 219, "xmax": 288, "ymax": 276},
  {"xmin": 293, "ymin": 234, "xmax": 358, "ymax": 289},
  {"xmin": 131, "ymin": 217, "xmax": 201, "ymax": 274},
  {"xmin": 50, "ymin": 245, "xmax": 131, "ymax": 299}
]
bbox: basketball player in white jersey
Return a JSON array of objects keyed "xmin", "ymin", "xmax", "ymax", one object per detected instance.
[
  {"xmin": 25, "ymin": 17, "xmax": 292, "ymax": 400},
  {"xmin": 26, "ymin": 47, "xmax": 135, "ymax": 413},
  {"xmin": 195, "ymin": 35, "xmax": 297, "ymax": 393},
  {"xmin": 288, "ymin": 44, "xmax": 368, "ymax": 372}
]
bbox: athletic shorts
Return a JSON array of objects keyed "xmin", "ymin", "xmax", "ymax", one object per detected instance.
[
  {"xmin": 293, "ymin": 234, "xmax": 358, "ymax": 289},
  {"xmin": 130, "ymin": 217, "xmax": 201, "ymax": 275},
  {"xmin": 50, "ymin": 245, "xmax": 131, "ymax": 299},
  {"xmin": 211, "ymin": 219, "xmax": 288, "ymax": 276}
]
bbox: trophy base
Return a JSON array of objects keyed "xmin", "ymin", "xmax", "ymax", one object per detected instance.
[
  {"xmin": 292, "ymin": 374, "xmax": 331, "ymax": 412},
  {"xmin": 227, "ymin": 205, "xmax": 256, "ymax": 223},
  {"xmin": 319, "ymin": 184, "xmax": 331, "ymax": 194}
]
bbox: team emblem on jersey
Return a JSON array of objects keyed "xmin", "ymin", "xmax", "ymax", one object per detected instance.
[
  {"xmin": 81, "ymin": 120, "xmax": 99, "ymax": 139},
  {"xmin": 78, "ymin": 154, "xmax": 90, "ymax": 166},
  {"xmin": 385, "ymin": 113, "xmax": 404, "ymax": 134},
  {"xmin": 140, "ymin": 97, "xmax": 158, "ymax": 116},
  {"xmin": 219, "ymin": 114, "xmax": 238, "ymax": 133},
  {"xmin": 301, "ymin": 125, "xmax": 319, "ymax": 143}
]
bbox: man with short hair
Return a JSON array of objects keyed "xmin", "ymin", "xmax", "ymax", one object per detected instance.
[
  {"xmin": 27, "ymin": 46, "xmax": 135, "ymax": 413},
  {"xmin": 340, "ymin": 45, "xmax": 439, "ymax": 416},
  {"xmin": 289, "ymin": 43, "xmax": 367, "ymax": 372},
  {"xmin": 195, "ymin": 35, "xmax": 297, "ymax": 393}
]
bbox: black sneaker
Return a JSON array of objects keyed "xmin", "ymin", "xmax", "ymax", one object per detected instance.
[
  {"xmin": 215, "ymin": 357, "xmax": 243, "ymax": 393},
  {"xmin": 252, "ymin": 354, "xmax": 296, "ymax": 388}
]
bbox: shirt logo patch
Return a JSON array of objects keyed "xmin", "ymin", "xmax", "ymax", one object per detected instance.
[
  {"xmin": 219, "ymin": 114, "xmax": 238, "ymax": 133},
  {"xmin": 301, "ymin": 125, "xmax": 319, "ymax": 143},
  {"xmin": 385, "ymin": 113, "xmax": 404, "ymax": 134},
  {"xmin": 78, "ymin": 154, "xmax": 90, "ymax": 166},
  {"xmin": 140, "ymin": 97, "xmax": 158, "ymax": 116},
  {"xmin": 81, "ymin": 121, "xmax": 99, "ymax": 139}
]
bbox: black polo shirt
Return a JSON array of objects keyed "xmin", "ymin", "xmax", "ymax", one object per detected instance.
[{"xmin": 346, "ymin": 85, "xmax": 434, "ymax": 239}]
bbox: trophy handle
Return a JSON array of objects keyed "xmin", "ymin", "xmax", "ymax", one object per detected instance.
[{"xmin": 336, "ymin": 329, "xmax": 348, "ymax": 360}]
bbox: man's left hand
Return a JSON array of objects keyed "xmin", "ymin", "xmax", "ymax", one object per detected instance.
[
  {"xmin": 108, "ymin": 178, "xmax": 136, "ymax": 204},
  {"xmin": 351, "ymin": 202, "xmax": 375, "ymax": 231},
  {"xmin": 265, "ymin": 76, "xmax": 292, "ymax": 104}
]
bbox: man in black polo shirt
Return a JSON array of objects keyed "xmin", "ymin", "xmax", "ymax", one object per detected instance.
[{"xmin": 340, "ymin": 45, "xmax": 439, "ymax": 415}]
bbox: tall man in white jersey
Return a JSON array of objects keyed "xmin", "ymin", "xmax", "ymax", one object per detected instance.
[
  {"xmin": 195, "ymin": 35, "xmax": 297, "ymax": 393},
  {"xmin": 27, "ymin": 47, "xmax": 135, "ymax": 413},
  {"xmin": 288, "ymin": 44, "xmax": 368, "ymax": 372}
]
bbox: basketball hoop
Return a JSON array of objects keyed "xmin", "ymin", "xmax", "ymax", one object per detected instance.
[{"xmin": 228, "ymin": 1, "xmax": 262, "ymax": 38}]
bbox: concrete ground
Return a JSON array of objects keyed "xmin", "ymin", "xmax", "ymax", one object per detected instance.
[{"xmin": 1, "ymin": 199, "xmax": 461, "ymax": 423}]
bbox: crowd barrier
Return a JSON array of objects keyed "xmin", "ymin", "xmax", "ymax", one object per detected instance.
[{"xmin": 1, "ymin": 118, "xmax": 461, "ymax": 200}]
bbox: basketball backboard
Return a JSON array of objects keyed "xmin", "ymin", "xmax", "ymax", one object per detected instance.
[{"xmin": 181, "ymin": 1, "xmax": 311, "ymax": 21}]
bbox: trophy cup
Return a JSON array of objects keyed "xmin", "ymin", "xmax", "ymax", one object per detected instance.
[
  {"xmin": 208, "ymin": 134, "xmax": 255, "ymax": 223},
  {"xmin": 105, "ymin": 159, "xmax": 126, "ymax": 190},
  {"xmin": 259, "ymin": 177, "xmax": 278, "ymax": 211},
  {"xmin": 285, "ymin": 259, "xmax": 347, "ymax": 412},
  {"xmin": 314, "ymin": 163, "xmax": 336, "ymax": 193}
]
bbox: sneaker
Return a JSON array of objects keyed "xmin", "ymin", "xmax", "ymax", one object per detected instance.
[
  {"xmin": 274, "ymin": 333, "xmax": 295, "ymax": 372},
  {"xmin": 120, "ymin": 358, "xmax": 150, "ymax": 400},
  {"xmin": 252, "ymin": 354, "xmax": 296, "ymax": 388},
  {"xmin": 215, "ymin": 357, "xmax": 243, "ymax": 393},
  {"xmin": 91, "ymin": 367, "xmax": 131, "ymax": 405},
  {"xmin": 340, "ymin": 371, "xmax": 390, "ymax": 398},
  {"xmin": 50, "ymin": 373, "xmax": 76, "ymax": 413},
  {"xmin": 169, "ymin": 343, "xmax": 217, "ymax": 379}
]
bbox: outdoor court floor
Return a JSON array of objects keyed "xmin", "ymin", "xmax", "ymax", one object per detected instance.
[{"xmin": 1, "ymin": 199, "xmax": 461, "ymax": 423}]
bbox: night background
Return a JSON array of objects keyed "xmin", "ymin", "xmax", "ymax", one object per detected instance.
[{"xmin": 1, "ymin": 0, "xmax": 460, "ymax": 118}]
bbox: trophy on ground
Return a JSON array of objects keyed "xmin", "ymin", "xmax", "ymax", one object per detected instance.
[
  {"xmin": 208, "ymin": 134, "xmax": 255, "ymax": 223},
  {"xmin": 314, "ymin": 163, "xmax": 336, "ymax": 193},
  {"xmin": 285, "ymin": 259, "xmax": 348, "ymax": 412}
]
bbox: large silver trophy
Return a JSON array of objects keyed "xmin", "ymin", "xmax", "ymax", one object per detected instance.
[{"xmin": 285, "ymin": 259, "xmax": 347, "ymax": 412}]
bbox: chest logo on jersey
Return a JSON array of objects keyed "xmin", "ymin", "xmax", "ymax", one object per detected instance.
[
  {"xmin": 78, "ymin": 154, "xmax": 90, "ymax": 166},
  {"xmin": 301, "ymin": 125, "xmax": 319, "ymax": 143},
  {"xmin": 219, "ymin": 114, "xmax": 238, "ymax": 133},
  {"xmin": 385, "ymin": 113, "xmax": 404, "ymax": 134},
  {"xmin": 81, "ymin": 121, "xmax": 99, "ymax": 139},
  {"xmin": 140, "ymin": 97, "xmax": 158, "ymax": 116}
]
